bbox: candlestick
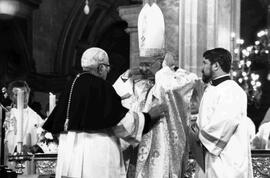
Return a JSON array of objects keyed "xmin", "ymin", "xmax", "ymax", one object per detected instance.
[
  {"xmin": 49, "ymin": 92, "xmax": 56, "ymax": 115},
  {"xmin": 16, "ymin": 89, "xmax": 24, "ymax": 153}
]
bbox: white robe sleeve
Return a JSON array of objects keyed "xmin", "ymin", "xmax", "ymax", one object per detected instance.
[
  {"xmin": 28, "ymin": 108, "xmax": 45, "ymax": 145},
  {"xmin": 113, "ymin": 70, "xmax": 133, "ymax": 100},
  {"xmin": 113, "ymin": 111, "xmax": 145, "ymax": 146},
  {"xmin": 199, "ymin": 88, "xmax": 245, "ymax": 156}
]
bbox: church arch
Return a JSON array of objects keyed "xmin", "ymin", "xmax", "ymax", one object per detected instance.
[{"xmin": 55, "ymin": 0, "xmax": 131, "ymax": 83}]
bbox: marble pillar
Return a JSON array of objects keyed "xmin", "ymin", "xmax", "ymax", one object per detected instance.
[
  {"xmin": 119, "ymin": 5, "xmax": 142, "ymax": 68},
  {"xmin": 179, "ymin": 0, "xmax": 241, "ymax": 75},
  {"xmin": 157, "ymin": 0, "xmax": 179, "ymax": 56}
]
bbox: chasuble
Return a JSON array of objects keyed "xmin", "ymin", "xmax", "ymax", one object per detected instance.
[{"xmin": 132, "ymin": 66, "xmax": 196, "ymax": 178}]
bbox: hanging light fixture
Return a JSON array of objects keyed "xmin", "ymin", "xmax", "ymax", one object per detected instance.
[{"xmin": 84, "ymin": 0, "xmax": 90, "ymax": 15}]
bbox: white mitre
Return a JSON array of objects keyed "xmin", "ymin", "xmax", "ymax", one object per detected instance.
[{"xmin": 138, "ymin": 3, "xmax": 165, "ymax": 57}]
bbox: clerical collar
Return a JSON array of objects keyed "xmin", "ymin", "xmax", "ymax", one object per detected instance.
[{"xmin": 210, "ymin": 74, "xmax": 231, "ymax": 86}]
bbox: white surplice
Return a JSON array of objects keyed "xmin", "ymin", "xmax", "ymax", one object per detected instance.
[
  {"xmin": 197, "ymin": 80, "xmax": 253, "ymax": 178},
  {"xmin": 55, "ymin": 111, "xmax": 145, "ymax": 178},
  {"xmin": 252, "ymin": 122, "xmax": 270, "ymax": 149},
  {"xmin": 4, "ymin": 106, "xmax": 44, "ymax": 174},
  {"xmin": 4, "ymin": 107, "xmax": 44, "ymax": 153},
  {"xmin": 251, "ymin": 107, "xmax": 270, "ymax": 149}
]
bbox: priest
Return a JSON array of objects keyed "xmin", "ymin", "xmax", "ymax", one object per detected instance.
[
  {"xmin": 114, "ymin": 52, "xmax": 197, "ymax": 178},
  {"xmin": 192, "ymin": 48, "xmax": 253, "ymax": 178},
  {"xmin": 43, "ymin": 47, "xmax": 167, "ymax": 178},
  {"xmin": 4, "ymin": 80, "xmax": 44, "ymax": 174}
]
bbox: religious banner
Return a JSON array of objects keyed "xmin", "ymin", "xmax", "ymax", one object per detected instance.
[{"xmin": 138, "ymin": 3, "xmax": 165, "ymax": 57}]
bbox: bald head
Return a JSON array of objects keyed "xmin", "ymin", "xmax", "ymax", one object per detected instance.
[
  {"xmin": 81, "ymin": 47, "xmax": 110, "ymax": 80},
  {"xmin": 81, "ymin": 47, "xmax": 109, "ymax": 69}
]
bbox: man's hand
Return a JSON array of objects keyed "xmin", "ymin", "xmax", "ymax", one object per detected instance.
[{"xmin": 147, "ymin": 103, "xmax": 168, "ymax": 120}]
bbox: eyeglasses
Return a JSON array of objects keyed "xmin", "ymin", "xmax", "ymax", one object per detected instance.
[{"xmin": 100, "ymin": 63, "xmax": 111, "ymax": 72}]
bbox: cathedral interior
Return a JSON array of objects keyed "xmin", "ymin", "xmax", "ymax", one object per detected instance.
[
  {"xmin": 1, "ymin": 0, "xmax": 268, "ymax": 127},
  {"xmin": 0, "ymin": 0, "xmax": 270, "ymax": 176},
  {"xmin": 0, "ymin": 0, "xmax": 136, "ymax": 116}
]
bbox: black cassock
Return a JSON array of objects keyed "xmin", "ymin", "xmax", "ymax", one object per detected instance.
[{"xmin": 43, "ymin": 72, "xmax": 128, "ymax": 134}]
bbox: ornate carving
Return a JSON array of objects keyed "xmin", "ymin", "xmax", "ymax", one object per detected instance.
[
  {"xmin": 8, "ymin": 153, "xmax": 32, "ymax": 175},
  {"xmin": 33, "ymin": 153, "xmax": 57, "ymax": 175},
  {"xmin": 252, "ymin": 157, "xmax": 270, "ymax": 178},
  {"xmin": 184, "ymin": 150, "xmax": 270, "ymax": 178},
  {"xmin": 35, "ymin": 160, "xmax": 57, "ymax": 175},
  {"xmin": 252, "ymin": 150, "xmax": 270, "ymax": 178}
]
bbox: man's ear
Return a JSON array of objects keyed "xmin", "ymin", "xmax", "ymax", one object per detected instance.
[
  {"xmin": 97, "ymin": 64, "xmax": 104, "ymax": 74},
  {"xmin": 212, "ymin": 62, "xmax": 219, "ymax": 71}
]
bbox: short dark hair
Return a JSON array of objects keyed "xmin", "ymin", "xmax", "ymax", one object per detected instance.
[{"xmin": 203, "ymin": 48, "xmax": 232, "ymax": 73}]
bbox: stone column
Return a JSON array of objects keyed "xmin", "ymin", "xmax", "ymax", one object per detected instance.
[
  {"xmin": 159, "ymin": 0, "xmax": 179, "ymax": 57},
  {"xmin": 119, "ymin": 5, "xmax": 142, "ymax": 68},
  {"xmin": 179, "ymin": 0, "xmax": 241, "ymax": 75}
]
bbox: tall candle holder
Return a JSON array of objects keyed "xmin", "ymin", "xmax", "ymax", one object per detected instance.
[
  {"xmin": 8, "ymin": 153, "xmax": 32, "ymax": 175},
  {"xmin": 7, "ymin": 89, "xmax": 32, "ymax": 175}
]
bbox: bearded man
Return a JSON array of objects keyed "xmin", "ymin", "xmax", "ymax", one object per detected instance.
[{"xmin": 192, "ymin": 48, "xmax": 253, "ymax": 178}]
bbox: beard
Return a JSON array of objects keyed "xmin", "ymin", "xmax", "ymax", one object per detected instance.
[{"xmin": 202, "ymin": 70, "xmax": 213, "ymax": 84}]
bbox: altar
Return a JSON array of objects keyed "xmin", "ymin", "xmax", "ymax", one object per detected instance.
[
  {"xmin": 33, "ymin": 153, "xmax": 57, "ymax": 176},
  {"xmin": 185, "ymin": 150, "xmax": 270, "ymax": 178},
  {"xmin": 251, "ymin": 150, "xmax": 270, "ymax": 178},
  {"xmin": 2, "ymin": 150, "xmax": 270, "ymax": 178},
  {"xmin": 2, "ymin": 153, "xmax": 57, "ymax": 178}
]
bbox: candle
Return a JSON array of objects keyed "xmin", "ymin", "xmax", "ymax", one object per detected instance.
[
  {"xmin": 49, "ymin": 92, "xmax": 56, "ymax": 115},
  {"xmin": 16, "ymin": 89, "xmax": 24, "ymax": 153}
]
